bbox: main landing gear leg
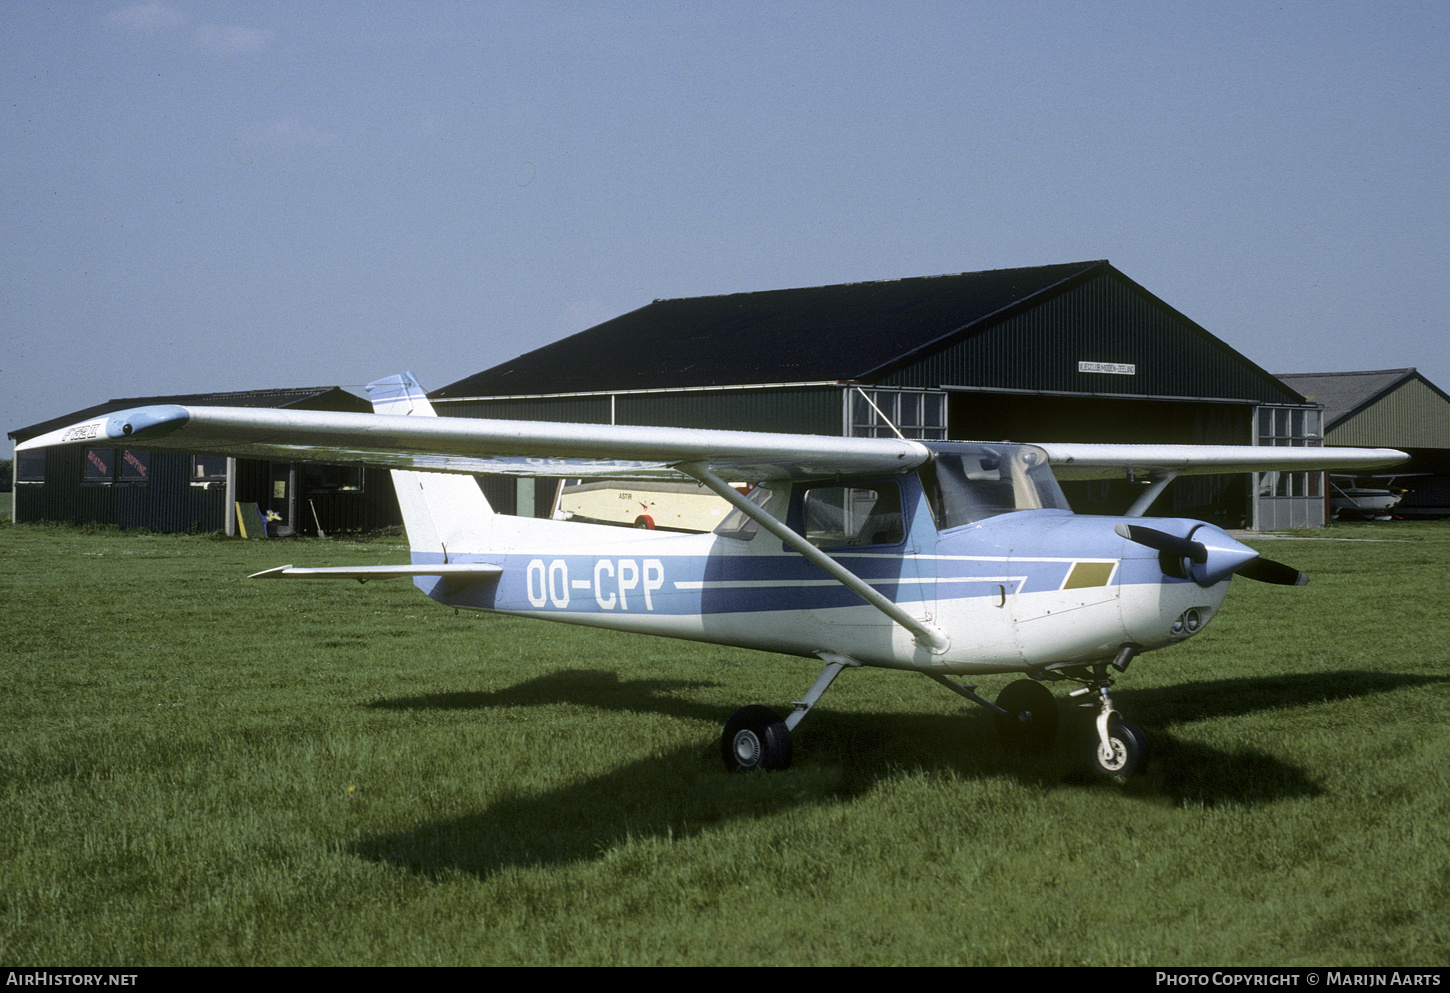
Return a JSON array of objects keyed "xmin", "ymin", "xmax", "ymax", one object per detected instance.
[
  {"xmin": 928, "ymin": 673, "xmax": 1060, "ymax": 752},
  {"xmin": 720, "ymin": 655, "xmax": 857, "ymax": 773}
]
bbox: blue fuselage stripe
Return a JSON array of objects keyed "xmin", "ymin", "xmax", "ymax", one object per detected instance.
[{"xmin": 415, "ymin": 550, "xmax": 1150, "ymax": 616}]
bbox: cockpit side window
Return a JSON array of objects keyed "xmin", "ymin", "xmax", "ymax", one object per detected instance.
[
  {"xmin": 919, "ymin": 443, "xmax": 1070, "ymax": 530},
  {"xmin": 800, "ymin": 481, "xmax": 904, "ymax": 548}
]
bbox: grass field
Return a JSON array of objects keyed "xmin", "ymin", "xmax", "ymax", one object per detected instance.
[{"xmin": 2, "ymin": 518, "xmax": 1448, "ymax": 965}]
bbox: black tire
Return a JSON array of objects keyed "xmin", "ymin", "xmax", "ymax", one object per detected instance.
[
  {"xmin": 1091, "ymin": 717, "xmax": 1149, "ymax": 778},
  {"xmin": 721, "ymin": 705, "xmax": 792, "ymax": 772},
  {"xmin": 994, "ymin": 679, "xmax": 1059, "ymax": 751}
]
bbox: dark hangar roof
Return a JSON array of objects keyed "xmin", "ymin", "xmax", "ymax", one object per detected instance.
[
  {"xmin": 436, "ymin": 261, "xmax": 1115, "ymax": 398},
  {"xmin": 1276, "ymin": 369, "xmax": 1424, "ymax": 428},
  {"xmin": 10, "ymin": 386, "xmax": 362, "ymax": 444}
]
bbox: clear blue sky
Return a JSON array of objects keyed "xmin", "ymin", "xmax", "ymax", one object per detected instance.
[{"xmin": 5, "ymin": 1, "xmax": 1447, "ymax": 441}]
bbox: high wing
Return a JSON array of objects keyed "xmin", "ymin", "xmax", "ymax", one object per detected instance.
[
  {"xmin": 14, "ymin": 395, "xmax": 931, "ymax": 482},
  {"xmin": 1037, "ymin": 442, "xmax": 1406, "ymax": 480},
  {"xmin": 17, "ymin": 376, "xmax": 1405, "ymax": 484}
]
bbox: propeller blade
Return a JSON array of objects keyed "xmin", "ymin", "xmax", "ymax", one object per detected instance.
[
  {"xmin": 1115, "ymin": 522, "xmax": 1307, "ymax": 587},
  {"xmin": 1113, "ymin": 523, "xmax": 1206, "ymax": 563},
  {"xmin": 1236, "ymin": 556, "xmax": 1309, "ymax": 586}
]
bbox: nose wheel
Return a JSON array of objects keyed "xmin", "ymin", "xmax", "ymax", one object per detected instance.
[
  {"xmin": 1091, "ymin": 715, "xmax": 1149, "ymax": 778},
  {"xmin": 1067, "ymin": 659, "xmax": 1150, "ymax": 779}
]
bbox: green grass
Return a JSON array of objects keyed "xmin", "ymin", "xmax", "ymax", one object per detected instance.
[{"xmin": 2, "ymin": 518, "xmax": 1449, "ymax": 965}]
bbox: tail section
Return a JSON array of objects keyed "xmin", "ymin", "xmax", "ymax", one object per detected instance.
[{"xmin": 366, "ymin": 373, "xmax": 495, "ymax": 560}]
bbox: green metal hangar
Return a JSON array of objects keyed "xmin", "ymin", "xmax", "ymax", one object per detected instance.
[{"xmin": 432, "ymin": 260, "xmax": 1326, "ymax": 529}]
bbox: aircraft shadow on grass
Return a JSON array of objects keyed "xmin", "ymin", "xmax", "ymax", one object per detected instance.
[
  {"xmin": 366, "ymin": 668, "xmax": 726, "ymax": 724},
  {"xmin": 351, "ymin": 668, "xmax": 1448, "ymax": 880}
]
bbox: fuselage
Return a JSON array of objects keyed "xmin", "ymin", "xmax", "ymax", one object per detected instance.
[{"xmin": 411, "ymin": 450, "xmax": 1233, "ymax": 676}]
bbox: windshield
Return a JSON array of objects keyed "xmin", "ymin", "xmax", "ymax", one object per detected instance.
[{"xmin": 919, "ymin": 442, "xmax": 1070, "ymax": 530}]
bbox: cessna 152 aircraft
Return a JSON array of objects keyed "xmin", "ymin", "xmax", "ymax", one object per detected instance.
[
  {"xmin": 1329, "ymin": 473, "xmax": 1428, "ymax": 520},
  {"xmin": 20, "ymin": 374, "xmax": 1407, "ymax": 778}
]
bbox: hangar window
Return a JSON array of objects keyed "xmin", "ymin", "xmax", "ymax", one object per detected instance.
[
  {"xmin": 1258, "ymin": 407, "xmax": 1322, "ymax": 448},
  {"xmin": 83, "ymin": 448, "xmax": 150, "ymax": 486},
  {"xmin": 17, "ymin": 450, "xmax": 45, "ymax": 483},
  {"xmin": 83, "ymin": 448, "xmax": 115, "ymax": 484},
  {"xmin": 1256, "ymin": 407, "xmax": 1323, "ymax": 499},
  {"xmin": 304, "ymin": 463, "xmax": 364, "ymax": 492},
  {"xmin": 192, "ymin": 455, "xmax": 228, "ymax": 484},
  {"xmin": 119, "ymin": 450, "xmax": 149, "ymax": 483},
  {"xmin": 850, "ymin": 389, "xmax": 947, "ymax": 440}
]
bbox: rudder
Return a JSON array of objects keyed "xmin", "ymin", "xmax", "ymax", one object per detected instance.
[{"xmin": 366, "ymin": 373, "xmax": 494, "ymax": 559}]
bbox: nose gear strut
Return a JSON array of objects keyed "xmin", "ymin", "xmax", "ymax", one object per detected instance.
[{"xmin": 1062, "ymin": 648, "xmax": 1149, "ymax": 778}]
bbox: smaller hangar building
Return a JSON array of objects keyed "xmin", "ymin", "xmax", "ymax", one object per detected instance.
[
  {"xmin": 9, "ymin": 386, "xmax": 400, "ymax": 535},
  {"xmin": 1278, "ymin": 369, "xmax": 1450, "ymax": 517},
  {"xmin": 435, "ymin": 260, "xmax": 1325, "ymax": 528}
]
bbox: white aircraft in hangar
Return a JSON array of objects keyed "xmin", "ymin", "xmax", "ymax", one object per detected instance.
[{"xmin": 20, "ymin": 374, "xmax": 1407, "ymax": 778}]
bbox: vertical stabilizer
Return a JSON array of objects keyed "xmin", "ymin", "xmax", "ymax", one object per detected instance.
[{"xmin": 366, "ymin": 373, "xmax": 494, "ymax": 560}]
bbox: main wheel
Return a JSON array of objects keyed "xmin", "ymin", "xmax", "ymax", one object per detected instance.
[
  {"xmin": 1091, "ymin": 717, "xmax": 1149, "ymax": 778},
  {"xmin": 721, "ymin": 705, "xmax": 792, "ymax": 772},
  {"xmin": 994, "ymin": 679, "xmax": 1059, "ymax": 751}
]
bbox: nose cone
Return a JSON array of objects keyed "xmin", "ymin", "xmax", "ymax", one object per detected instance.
[{"xmin": 1187, "ymin": 524, "xmax": 1260, "ymax": 587}]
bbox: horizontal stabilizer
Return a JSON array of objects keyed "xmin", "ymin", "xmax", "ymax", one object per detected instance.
[{"xmin": 249, "ymin": 563, "xmax": 503, "ymax": 582}]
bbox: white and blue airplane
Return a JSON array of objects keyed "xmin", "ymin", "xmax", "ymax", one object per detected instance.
[{"xmin": 20, "ymin": 373, "xmax": 1407, "ymax": 777}]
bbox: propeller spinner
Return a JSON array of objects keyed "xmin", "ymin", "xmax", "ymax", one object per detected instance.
[{"xmin": 1114, "ymin": 523, "xmax": 1308, "ymax": 587}]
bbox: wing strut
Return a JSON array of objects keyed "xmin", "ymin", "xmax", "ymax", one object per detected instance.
[
  {"xmin": 1125, "ymin": 471, "xmax": 1179, "ymax": 517},
  {"xmin": 679, "ymin": 461, "xmax": 950, "ymax": 654}
]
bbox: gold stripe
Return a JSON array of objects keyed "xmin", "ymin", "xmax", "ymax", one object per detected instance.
[{"xmin": 1063, "ymin": 561, "xmax": 1114, "ymax": 589}]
